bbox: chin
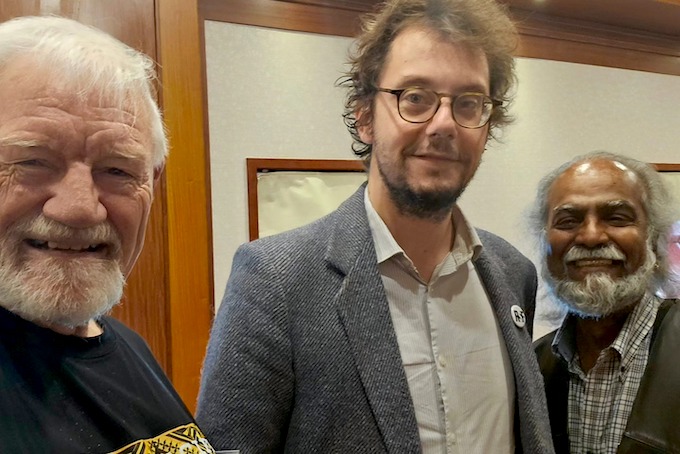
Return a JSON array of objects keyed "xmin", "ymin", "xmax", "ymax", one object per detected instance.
[{"xmin": 0, "ymin": 256, "xmax": 125, "ymax": 329}]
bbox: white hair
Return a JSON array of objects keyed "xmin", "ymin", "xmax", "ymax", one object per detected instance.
[
  {"xmin": 0, "ymin": 15, "xmax": 167, "ymax": 169},
  {"xmin": 528, "ymin": 151, "xmax": 679, "ymax": 290}
]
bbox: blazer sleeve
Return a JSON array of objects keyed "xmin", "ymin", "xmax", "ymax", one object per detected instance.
[{"xmin": 196, "ymin": 242, "xmax": 294, "ymax": 453}]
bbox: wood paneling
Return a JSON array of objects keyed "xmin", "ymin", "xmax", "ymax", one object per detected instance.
[
  {"xmin": 200, "ymin": 0, "xmax": 362, "ymax": 36},
  {"xmin": 0, "ymin": 1, "xmax": 157, "ymax": 55},
  {"xmin": 279, "ymin": 0, "xmax": 680, "ymax": 39},
  {"xmin": 156, "ymin": 0, "xmax": 214, "ymax": 412},
  {"xmin": 512, "ymin": 10, "xmax": 680, "ymax": 76},
  {"xmin": 500, "ymin": 0, "xmax": 680, "ymax": 38},
  {"xmin": 655, "ymin": 164, "xmax": 680, "ymax": 172},
  {"xmin": 276, "ymin": 0, "xmax": 379, "ymax": 12},
  {"xmin": 202, "ymin": 0, "xmax": 680, "ymax": 76}
]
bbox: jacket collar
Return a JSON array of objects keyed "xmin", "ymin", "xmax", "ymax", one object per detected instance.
[{"xmin": 325, "ymin": 184, "xmax": 421, "ymax": 453}]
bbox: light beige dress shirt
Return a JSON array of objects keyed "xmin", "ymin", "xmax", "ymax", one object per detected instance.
[{"xmin": 364, "ymin": 191, "xmax": 515, "ymax": 454}]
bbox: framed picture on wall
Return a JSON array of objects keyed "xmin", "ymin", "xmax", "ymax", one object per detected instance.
[{"xmin": 247, "ymin": 158, "xmax": 367, "ymax": 240}]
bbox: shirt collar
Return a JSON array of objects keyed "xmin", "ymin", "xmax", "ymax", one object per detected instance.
[
  {"xmin": 363, "ymin": 188, "xmax": 482, "ymax": 265},
  {"xmin": 552, "ymin": 292, "xmax": 661, "ymax": 369},
  {"xmin": 611, "ymin": 293, "xmax": 660, "ymax": 370}
]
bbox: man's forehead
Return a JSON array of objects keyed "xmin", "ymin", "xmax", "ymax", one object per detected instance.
[
  {"xmin": 547, "ymin": 160, "xmax": 647, "ymax": 216},
  {"xmin": 553, "ymin": 160, "xmax": 642, "ymax": 194},
  {"xmin": 0, "ymin": 54, "xmax": 146, "ymax": 115},
  {"xmin": 570, "ymin": 159, "xmax": 634, "ymax": 177}
]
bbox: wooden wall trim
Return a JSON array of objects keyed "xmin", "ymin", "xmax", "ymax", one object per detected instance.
[
  {"xmin": 156, "ymin": 0, "xmax": 213, "ymax": 413},
  {"xmin": 517, "ymin": 34, "xmax": 680, "ymax": 76},
  {"xmin": 200, "ymin": 0, "xmax": 361, "ymax": 36},
  {"xmin": 200, "ymin": 0, "xmax": 680, "ymax": 76},
  {"xmin": 655, "ymin": 163, "xmax": 680, "ymax": 172},
  {"xmin": 512, "ymin": 10, "xmax": 680, "ymax": 76}
]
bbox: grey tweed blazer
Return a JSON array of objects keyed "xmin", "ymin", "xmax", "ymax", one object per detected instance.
[{"xmin": 197, "ymin": 185, "xmax": 554, "ymax": 454}]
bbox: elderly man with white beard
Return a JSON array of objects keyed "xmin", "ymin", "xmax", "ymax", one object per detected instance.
[
  {"xmin": 0, "ymin": 16, "xmax": 214, "ymax": 453},
  {"xmin": 532, "ymin": 151, "xmax": 680, "ymax": 454}
]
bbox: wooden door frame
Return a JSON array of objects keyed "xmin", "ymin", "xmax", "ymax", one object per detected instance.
[{"xmin": 156, "ymin": 0, "xmax": 213, "ymax": 412}]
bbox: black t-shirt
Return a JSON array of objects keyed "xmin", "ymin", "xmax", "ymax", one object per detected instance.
[{"xmin": 0, "ymin": 307, "xmax": 214, "ymax": 453}]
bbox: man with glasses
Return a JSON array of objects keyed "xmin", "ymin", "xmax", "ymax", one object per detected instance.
[{"xmin": 197, "ymin": 0, "xmax": 554, "ymax": 452}]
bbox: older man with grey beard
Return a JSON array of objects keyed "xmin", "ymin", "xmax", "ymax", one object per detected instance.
[
  {"xmin": 531, "ymin": 151, "xmax": 680, "ymax": 454},
  {"xmin": 0, "ymin": 15, "xmax": 214, "ymax": 453}
]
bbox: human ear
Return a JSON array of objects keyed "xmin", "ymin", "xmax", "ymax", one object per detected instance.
[
  {"xmin": 356, "ymin": 106, "xmax": 374, "ymax": 145},
  {"xmin": 153, "ymin": 164, "xmax": 164, "ymax": 185}
]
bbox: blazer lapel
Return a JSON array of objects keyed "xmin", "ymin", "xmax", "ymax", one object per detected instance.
[
  {"xmin": 325, "ymin": 186, "xmax": 421, "ymax": 453},
  {"xmin": 475, "ymin": 248, "xmax": 550, "ymax": 452},
  {"xmin": 474, "ymin": 250, "xmax": 533, "ymax": 347}
]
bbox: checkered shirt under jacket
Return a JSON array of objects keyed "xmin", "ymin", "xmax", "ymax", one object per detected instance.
[{"xmin": 552, "ymin": 294, "xmax": 660, "ymax": 454}]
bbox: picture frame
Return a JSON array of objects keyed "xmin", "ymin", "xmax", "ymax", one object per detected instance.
[{"xmin": 246, "ymin": 158, "xmax": 367, "ymax": 240}]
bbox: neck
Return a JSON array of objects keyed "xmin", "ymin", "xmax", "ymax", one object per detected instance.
[
  {"xmin": 368, "ymin": 182, "xmax": 454, "ymax": 282},
  {"xmin": 43, "ymin": 319, "xmax": 103, "ymax": 337},
  {"xmin": 574, "ymin": 309, "xmax": 632, "ymax": 373}
]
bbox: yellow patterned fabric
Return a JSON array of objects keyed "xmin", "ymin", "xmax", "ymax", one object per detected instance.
[{"xmin": 109, "ymin": 423, "xmax": 215, "ymax": 454}]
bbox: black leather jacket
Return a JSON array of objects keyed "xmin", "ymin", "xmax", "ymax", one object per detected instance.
[{"xmin": 534, "ymin": 299, "xmax": 680, "ymax": 453}]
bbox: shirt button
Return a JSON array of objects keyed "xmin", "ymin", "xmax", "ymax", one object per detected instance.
[{"xmin": 439, "ymin": 356, "xmax": 447, "ymax": 368}]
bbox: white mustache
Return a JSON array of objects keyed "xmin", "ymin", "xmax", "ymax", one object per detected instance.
[
  {"xmin": 14, "ymin": 215, "xmax": 121, "ymax": 251},
  {"xmin": 564, "ymin": 244, "xmax": 625, "ymax": 262}
]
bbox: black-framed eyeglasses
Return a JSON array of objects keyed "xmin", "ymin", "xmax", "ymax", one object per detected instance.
[{"xmin": 377, "ymin": 87, "xmax": 502, "ymax": 129}]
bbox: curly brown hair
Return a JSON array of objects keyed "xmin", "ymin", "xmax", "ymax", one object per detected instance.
[{"xmin": 339, "ymin": 0, "xmax": 518, "ymax": 160}]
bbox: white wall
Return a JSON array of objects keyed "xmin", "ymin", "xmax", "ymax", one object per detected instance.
[{"xmin": 204, "ymin": 21, "xmax": 680, "ymax": 335}]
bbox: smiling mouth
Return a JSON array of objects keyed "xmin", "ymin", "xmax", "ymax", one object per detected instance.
[
  {"xmin": 413, "ymin": 153, "xmax": 457, "ymax": 162},
  {"xmin": 569, "ymin": 259, "xmax": 623, "ymax": 268},
  {"xmin": 25, "ymin": 239, "xmax": 107, "ymax": 253}
]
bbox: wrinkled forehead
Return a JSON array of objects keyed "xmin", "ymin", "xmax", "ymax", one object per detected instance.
[
  {"xmin": 0, "ymin": 53, "xmax": 150, "ymax": 119},
  {"xmin": 565, "ymin": 159, "xmax": 640, "ymax": 184},
  {"xmin": 546, "ymin": 158, "xmax": 648, "ymax": 216},
  {"xmin": 556, "ymin": 159, "xmax": 643, "ymax": 194}
]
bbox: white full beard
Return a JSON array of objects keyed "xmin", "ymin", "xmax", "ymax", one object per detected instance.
[
  {"xmin": 544, "ymin": 242, "xmax": 657, "ymax": 319},
  {"xmin": 0, "ymin": 216, "xmax": 124, "ymax": 330}
]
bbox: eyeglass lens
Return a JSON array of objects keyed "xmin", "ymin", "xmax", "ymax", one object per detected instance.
[{"xmin": 397, "ymin": 87, "xmax": 492, "ymax": 128}]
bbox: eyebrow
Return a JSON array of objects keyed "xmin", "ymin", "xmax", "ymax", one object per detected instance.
[
  {"xmin": 603, "ymin": 200, "xmax": 636, "ymax": 211},
  {"xmin": 106, "ymin": 145, "xmax": 148, "ymax": 162},
  {"xmin": 551, "ymin": 206, "xmax": 581, "ymax": 221},
  {"xmin": 390, "ymin": 76, "xmax": 488, "ymax": 93},
  {"xmin": 552, "ymin": 200, "xmax": 636, "ymax": 214},
  {"xmin": 0, "ymin": 137, "xmax": 44, "ymax": 148}
]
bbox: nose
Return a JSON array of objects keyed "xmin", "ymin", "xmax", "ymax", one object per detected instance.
[
  {"xmin": 575, "ymin": 217, "xmax": 608, "ymax": 248},
  {"xmin": 425, "ymin": 98, "xmax": 458, "ymax": 137},
  {"xmin": 42, "ymin": 164, "xmax": 107, "ymax": 228}
]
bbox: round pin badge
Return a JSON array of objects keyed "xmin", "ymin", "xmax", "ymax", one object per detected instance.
[{"xmin": 510, "ymin": 305, "xmax": 526, "ymax": 328}]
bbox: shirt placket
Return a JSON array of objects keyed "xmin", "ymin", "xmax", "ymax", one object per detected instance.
[{"xmin": 426, "ymin": 265, "xmax": 463, "ymax": 454}]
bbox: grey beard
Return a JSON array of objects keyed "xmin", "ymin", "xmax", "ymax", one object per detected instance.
[
  {"xmin": 0, "ymin": 215, "xmax": 124, "ymax": 329},
  {"xmin": 544, "ymin": 243, "xmax": 656, "ymax": 319}
]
